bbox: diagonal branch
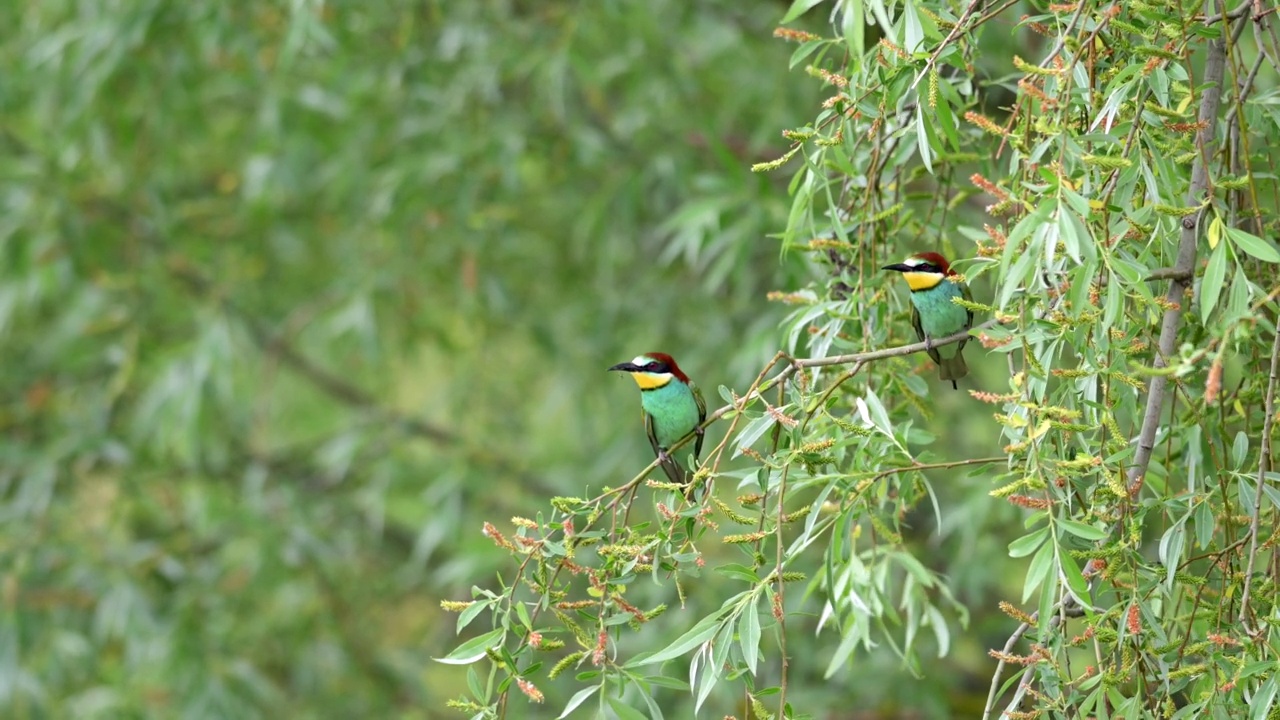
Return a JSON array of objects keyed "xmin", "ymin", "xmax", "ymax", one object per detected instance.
[
  {"xmin": 701, "ymin": 319, "xmax": 999, "ymax": 429},
  {"xmin": 983, "ymin": 600, "xmax": 1087, "ymax": 720},
  {"xmin": 909, "ymin": 0, "xmax": 986, "ymax": 93},
  {"xmin": 1126, "ymin": 34, "xmax": 1228, "ymax": 491}
]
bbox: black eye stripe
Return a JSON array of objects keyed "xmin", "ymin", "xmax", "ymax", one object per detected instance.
[{"xmin": 646, "ymin": 361, "xmax": 669, "ymax": 373}]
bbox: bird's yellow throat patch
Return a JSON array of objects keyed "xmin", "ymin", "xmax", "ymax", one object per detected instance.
[
  {"xmin": 630, "ymin": 372, "xmax": 673, "ymax": 390},
  {"xmin": 902, "ymin": 271, "xmax": 945, "ymax": 291}
]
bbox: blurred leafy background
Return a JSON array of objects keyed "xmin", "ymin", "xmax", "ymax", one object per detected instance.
[{"xmin": 1, "ymin": 0, "xmax": 1113, "ymax": 717}]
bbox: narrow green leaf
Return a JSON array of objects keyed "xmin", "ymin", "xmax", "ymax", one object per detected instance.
[
  {"xmin": 1023, "ymin": 540, "xmax": 1054, "ymax": 603},
  {"xmin": 436, "ymin": 628, "xmax": 505, "ymax": 665},
  {"xmin": 607, "ymin": 697, "xmax": 648, "ymax": 720},
  {"xmin": 1008, "ymin": 527, "xmax": 1049, "ymax": 558},
  {"xmin": 636, "ymin": 685, "xmax": 666, "ymax": 720},
  {"xmin": 1154, "ymin": 512, "xmax": 1187, "ymax": 574},
  {"xmin": 1227, "ymin": 226, "xmax": 1280, "ymax": 263},
  {"xmin": 629, "ymin": 612, "xmax": 724, "ymax": 666},
  {"xmin": 861, "ymin": 388, "xmax": 893, "ymax": 437},
  {"xmin": 789, "ymin": 39, "xmax": 826, "ymax": 70},
  {"xmin": 740, "ymin": 597, "xmax": 762, "ymax": 675},
  {"xmin": 1201, "ymin": 240, "xmax": 1226, "ymax": 323},
  {"xmin": 1057, "ymin": 203, "xmax": 1081, "ymax": 263},
  {"xmin": 715, "ymin": 564, "xmax": 762, "ymax": 583},
  {"xmin": 733, "ymin": 413, "xmax": 778, "ymax": 458},
  {"xmin": 644, "ymin": 674, "xmax": 689, "ymax": 691},
  {"xmin": 1241, "ymin": 477, "xmax": 1258, "ymax": 519},
  {"xmin": 1228, "ymin": 265, "xmax": 1250, "ymax": 319},
  {"xmin": 1104, "ymin": 276, "xmax": 1122, "ymax": 327},
  {"xmin": 843, "ymin": 0, "xmax": 865, "ymax": 58},
  {"xmin": 1251, "ymin": 675, "xmax": 1278, "ymax": 720},
  {"xmin": 1260, "ymin": 482, "xmax": 1280, "ymax": 511},
  {"xmin": 934, "ymin": 79, "xmax": 960, "ymax": 150},
  {"xmin": 781, "ymin": 0, "xmax": 827, "ymax": 24},
  {"xmin": 926, "ymin": 604, "xmax": 950, "ymax": 657},
  {"xmin": 824, "ymin": 617, "xmax": 863, "ymax": 677},
  {"xmin": 1233, "ymin": 431, "xmax": 1249, "ymax": 469},
  {"xmin": 1057, "ymin": 518, "xmax": 1107, "ymax": 541},
  {"xmin": 1110, "ymin": 256, "xmax": 1142, "ymax": 284},
  {"xmin": 457, "ymin": 599, "xmax": 490, "ymax": 633},
  {"xmin": 1000, "ymin": 241, "xmax": 1037, "ymax": 308},
  {"xmin": 915, "ymin": 104, "xmax": 934, "ymax": 173},
  {"xmin": 894, "ymin": 550, "xmax": 937, "ymax": 587},
  {"xmin": 903, "ymin": 0, "xmax": 924, "ymax": 51},
  {"xmin": 1059, "ymin": 549, "xmax": 1090, "ymax": 605},
  {"xmin": 1037, "ymin": 569, "xmax": 1056, "ymax": 632},
  {"xmin": 1240, "ymin": 660, "xmax": 1276, "ymax": 678},
  {"xmin": 695, "ymin": 628, "xmax": 728, "ymax": 711},
  {"xmin": 1193, "ymin": 499, "xmax": 1215, "ymax": 549},
  {"xmin": 557, "ymin": 685, "xmax": 599, "ymax": 719}
]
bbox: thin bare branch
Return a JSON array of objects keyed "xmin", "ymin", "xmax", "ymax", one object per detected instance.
[
  {"xmin": 1144, "ymin": 267, "xmax": 1194, "ymax": 281},
  {"xmin": 1239, "ymin": 322, "xmax": 1280, "ymax": 632},
  {"xmin": 1202, "ymin": 0, "xmax": 1254, "ymax": 24},
  {"xmin": 909, "ymin": 0, "xmax": 986, "ymax": 93},
  {"xmin": 694, "ymin": 319, "xmax": 998, "ymax": 431},
  {"xmin": 983, "ymin": 599, "xmax": 1086, "ymax": 719}
]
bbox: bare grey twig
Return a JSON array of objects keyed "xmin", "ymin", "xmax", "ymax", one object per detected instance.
[
  {"xmin": 1144, "ymin": 267, "xmax": 1194, "ymax": 281},
  {"xmin": 909, "ymin": 0, "xmax": 986, "ymax": 93},
  {"xmin": 982, "ymin": 599, "xmax": 1087, "ymax": 719},
  {"xmin": 1239, "ymin": 323, "xmax": 1280, "ymax": 633},
  {"xmin": 1202, "ymin": 0, "xmax": 1255, "ymax": 24}
]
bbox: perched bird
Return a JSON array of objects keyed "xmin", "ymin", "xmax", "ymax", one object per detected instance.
[
  {"xmin": 882, "ymin": 252, "xmax": 975, "ymax": 389},
  {"xmin": 608, "ymin": 352, "xmax": 707, "ymax": 496}
]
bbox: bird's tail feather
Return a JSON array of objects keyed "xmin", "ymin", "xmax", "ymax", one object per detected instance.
[
  {"xmin": 657, "ymin": 454, "xmax": 685, "ymax": 487},
  {"xmin": 658, "ymin": 452, "xmax": 705, "ymax": 499},
  {"xmin": 939, "ymin": 351, "xmax": 969, "ymax": 389},
  {"xmin": 662, "ymin": 456, "xmax": 706, "ymax": 500}
]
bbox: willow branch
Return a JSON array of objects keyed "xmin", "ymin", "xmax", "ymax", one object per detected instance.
[
  {"xmin": 1126, "ymin": 35, "xmax": 1227, "ymax": 491},
  {"xmin": 983, "ymin": 599, "xmax": 1086, "ymax": 720},
  {"xmin": 1144, "ymin": 266, "xmax": 1193, "ymax": 281},
  {"xmin": 705, "ymin": 318, "xmax": 998, "ymax": 425},
  {"xmin": 1239, "ymin": 323, "xmax": 1280, "ymax": 632},
  {"xmin": 1202, "ymin": 0, "xmax": 1254, "ymax": 24},
  {"xmin": 909, "ymin": 0, "xmax": 986, "ymax": 93},
  {"xmin": 793, "ymin": 318, "xmax": 999, "ymax": 370}
]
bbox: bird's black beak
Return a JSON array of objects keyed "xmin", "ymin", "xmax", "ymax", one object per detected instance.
[
  {"xmin": 608, "ymin": 362, "xmax": 639, "ymax": 373},
  {"xmin": 882, "ymin": 263, "xmax": 912, "ymax": 273}
]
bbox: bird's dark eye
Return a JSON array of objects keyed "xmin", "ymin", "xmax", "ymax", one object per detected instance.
[
  {"xmin": 646, "ymin": 361, "xmax": 668, "ymax": 373},
  {"xmin": 918, "ymin": 263, "xmax": 938, "ymax": 273}
]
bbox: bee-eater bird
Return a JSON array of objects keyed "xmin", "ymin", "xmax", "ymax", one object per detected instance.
[
  {"xmin": 608, "ymin": 353, "xmax": 707, "ymax": 496},
  {"xmin": 882, "ymin": 252, "xmax": 974, "ymax": 389}
]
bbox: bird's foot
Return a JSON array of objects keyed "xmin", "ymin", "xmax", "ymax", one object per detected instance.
[
  {"xmin": 923, "ymin": 336, "xmax": 934, "ymax": 351},
  {"xmin": 695, "ymin": 426, "xmax": 705, "ymax": 437}
]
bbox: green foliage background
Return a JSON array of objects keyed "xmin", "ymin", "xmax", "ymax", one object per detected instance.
[
  {"xmin": 8, "ymin": 0, "xmax": 1280, "ymax": 718},
  {"xmin": 4, "ymin": 0, "xmax": 827, "ymax": 717}
]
